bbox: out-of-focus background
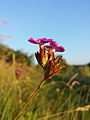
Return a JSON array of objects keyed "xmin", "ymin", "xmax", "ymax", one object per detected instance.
[{"xmin": 0, "ymin": 0, "xmax": 90, "ymax": 120}]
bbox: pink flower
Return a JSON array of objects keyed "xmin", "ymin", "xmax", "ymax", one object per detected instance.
[
  {"xmin": 28, "ymin": 37, "xmax": 52, "ymax": 65},
  {"xmin": 28, "ymin": 37, "xmax": 65, "ymax": 67},
  {"xmin": 28, "ymin": 37, "xmax": 53, "ymax": 66},
  {"xmin": 28, "ymin": 37, "xmax": 52, "ymax": 45},
  {"xmin": 49, "ymin": 40, "xmax": 65, "ymax": 52},
  {"xmin": 15, "ymin": 69, "xmax": 22, "ymax": 79}
]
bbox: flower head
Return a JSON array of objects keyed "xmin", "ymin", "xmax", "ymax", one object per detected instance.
[
  {"xmin": 15, "ymin": 69, "xmax": 22, "ymax": 79},
  {"xmin": 50, "ymin": 40, "xmax": 65, "ymax": 52},
  {"xmin": 28, "ymin": 37, "xmax": 53, "ymax": 66},
  {"xmin": 28, "ymin": 37, "xmax": 65, "ymax": 80}
]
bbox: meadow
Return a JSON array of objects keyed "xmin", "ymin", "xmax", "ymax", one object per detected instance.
[{"xmin": 0, "ymin": 44, "xmax": 90, "ymax": 120}]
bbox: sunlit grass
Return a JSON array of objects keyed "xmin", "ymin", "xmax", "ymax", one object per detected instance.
[{"xmin": 0, "ymin": 60, "xmax": 90, "ymax": 120}]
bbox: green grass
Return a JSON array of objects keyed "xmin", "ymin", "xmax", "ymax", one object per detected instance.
[{"xmin": 0, "ymin": 61, "xmax": 90, "ymax": 120}]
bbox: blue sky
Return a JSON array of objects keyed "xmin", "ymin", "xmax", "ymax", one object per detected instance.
[{"xmin": 0, "ymin": 0, "xmax": 90, "ymax": 65}]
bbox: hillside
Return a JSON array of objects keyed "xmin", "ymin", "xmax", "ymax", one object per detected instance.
[
  {"xmin": 0, "ymin": 44, "xmax": 34, "ymax": 66},
  {"xmin": 0, "ymin": 44, "xmax": 90, "ymax": 84}
]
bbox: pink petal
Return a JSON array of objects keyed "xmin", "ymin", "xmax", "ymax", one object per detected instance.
[
  {"xmin": 37, "ymin": 38, "xmax": 52, "ymax": 44},
  {"xmin": 41, "ymin": 38, "xmax": 53, "ymax": 43},
  {"xmin": 56, "ymin": 46, "xmax": 65, "ymax": 52},
  {"xmin": 50, "ymin": 40, "xmax": 58, "ymax": 48},
  {"xmin": 28, "ymin": 37, "xmax": 40, "ymax": 44}
]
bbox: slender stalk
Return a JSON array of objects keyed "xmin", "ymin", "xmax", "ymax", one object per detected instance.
[
  {"xmin": 15, "ymin": 79, "xmax": 45, "ymax": 120},
  {"xmin": 38, "ymin": 105, "xmax": 90, "ymax": 120}
]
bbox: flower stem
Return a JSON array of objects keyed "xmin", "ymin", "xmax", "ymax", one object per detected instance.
[{"xmin": 15, "ymin": 79, "xmax": 45, "ymax": 120}]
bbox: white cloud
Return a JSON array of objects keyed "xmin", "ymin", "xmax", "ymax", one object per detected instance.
[
  {"xmin": 0, "ymin": 34, "xmax": 11, "ymax": 40},
  {"xmin": 0, "ymin": 19, "xmax": 8, "ymax": 25}
]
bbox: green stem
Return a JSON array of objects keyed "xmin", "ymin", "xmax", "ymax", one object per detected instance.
[{"xmin": 15, "ymin": 79, "xmax": 45, "ymax": 120}]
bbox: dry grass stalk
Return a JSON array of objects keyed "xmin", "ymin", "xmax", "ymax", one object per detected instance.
[{"xmin": 38, "ymin": 105, "xmax": 90, "ymax": 120}]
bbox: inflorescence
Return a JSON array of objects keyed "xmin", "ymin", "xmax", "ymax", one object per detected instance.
[{"xmin": 28, "ymin": 37, "xmax": 65, "ymax": 80}]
